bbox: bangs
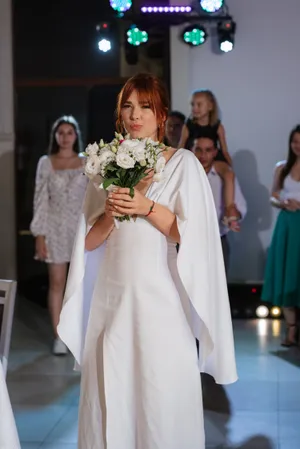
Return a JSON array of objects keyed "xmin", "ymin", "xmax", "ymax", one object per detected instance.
[{"xmin": 120, "ymin": 83, "xmax": 157, "ymax": 113}]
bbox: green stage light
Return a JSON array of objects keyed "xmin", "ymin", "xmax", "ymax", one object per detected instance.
[
  {"xmin": 182, "ymin": 25, "xmax": 207, "ymax": 47},
  {"xmin": 127, "ymin": 26, "xmax": 148, "ymax": 46}
]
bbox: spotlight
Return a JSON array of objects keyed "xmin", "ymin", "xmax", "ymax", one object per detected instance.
[
  {"xmin": 110, "ymin": 0, "xmax": 132, "ymax": 12},
  {"xmin": 98, "ymin": 39, "xmax": 111, "ymax": 53},
  {"xmin": 96, "ymin": 22, "xmax": 112, "ymax": 53},
  {"xmin": 182, "ymin": 25, "xmax": 207, "ymax": 47},
  {"xmin": 256, "ymin": 305, "xmax": 269, "ymax": 319},
  {"xmin": 270, "ymin": 306, "xmax": 281, "ymax": 318},
  {"xmin": 127, "ymin": 26, "xmax": 148, "ymax": 46},
  {"xmin": 217, "ymin": 20, "xmax": 236, "ymax": 53},
  {"xmin": 200, "ymin": 0, "xmax": 224, "ymax": 13}
]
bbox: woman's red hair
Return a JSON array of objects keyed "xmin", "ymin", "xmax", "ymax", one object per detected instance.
[{"xmin": 116, "ymin": 73, "xmax": 169, "ymax": 142}]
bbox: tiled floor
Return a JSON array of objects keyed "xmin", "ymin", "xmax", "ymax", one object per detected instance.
[{"xmin": 6, "ymin": 299, "xmax": 300, "ymax": 449}]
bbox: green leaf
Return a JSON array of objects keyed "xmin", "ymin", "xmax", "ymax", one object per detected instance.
[
  {"xmin": 129, "ymin": 187, "xmax": 135, "ymax": 198},
  {"xmin": 103, "ymin": 178, "xmax": 119, "ymax": 189},
  {"xmin": 106, "ymin": 164, "xmax": 118, "ymax": 172}
]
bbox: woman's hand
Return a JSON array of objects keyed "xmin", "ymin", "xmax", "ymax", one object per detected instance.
[
  {"xmin": 283, "ymin": 199, "xmax": 300, "ymax": 211},
  {"xmin": 104, "ymin": 197, "xmax": 125, "ymax": 218},
  {"xmin": 35, "ymin": 235, "xmax": 48, "ymax": 260},
  {"xmin": 107, "ymin": 188, "xmax": 152, "ymax": 217}
]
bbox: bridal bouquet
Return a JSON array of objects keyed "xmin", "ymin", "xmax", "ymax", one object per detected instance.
[{"xmin": 83, "ymin": 132, "xmax": 167, "ymax": 221}]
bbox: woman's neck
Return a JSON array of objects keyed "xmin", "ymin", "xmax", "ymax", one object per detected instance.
[{"xmin": 56, "ymin": 148, "xmax": 76, "ymax": 158}]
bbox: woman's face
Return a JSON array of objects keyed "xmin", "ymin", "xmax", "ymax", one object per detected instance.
[
  {"xmin": 291, "ymin": 132, "xmax": 300, "ymax": 157},
  {"xmin": 121, "ymin": 90, "xmax": 158, "ymax": 140},
  {"xmin": 55, "ymin": 124, "xmax": 77, "ymax": 151}
]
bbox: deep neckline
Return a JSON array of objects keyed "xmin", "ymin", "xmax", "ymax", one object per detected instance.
[{"xmin": 48, "ymin": 155, "xmax": 84, "ymax": 172}]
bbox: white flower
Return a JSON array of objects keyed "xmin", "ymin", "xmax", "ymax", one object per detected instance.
[
  {"xmin": 155, "ymin": 156, "xmax": 166, "ymax": 174},
  {"xmin": 145, "ymin": 137, "xmax": 159, "ymax": 146},
  {"xmin": 132, "ymin": 146, "xmax": 146, "ymax": 162},
  {"xmin": 115, "ymin": 132, "xmax": 124, "ymax": 140},
  {"xmin": 139, "ymin": 159, "xmax": 147, "ymax": 167},
  {"xmin": 110, "ymin": 145, "xmax": 118, "ymax": 153},
  {"xmin": 98, "ymin": 149, "xmax": 115, "ymax": 165},
  {"xmin": 147, "ymin": 156, "xmax": 155, "ymax": 166},
  {"xmin": 85, "ymin": 142, "xmax": 99, "ymax": 155},
  {"xmin": 85, "ymin": 154, "xmax": 101, "ymax": 179},
  {"xmin": 153, "ymin": 173, "xmax": 164, "ymax": 182},
  {"xmin": 118, "ymin": 140, "xmax": 145, "ymax": 160},
  {"xmin": 116, "ymin": 153, "xmax": 135, "ymax": 169}
]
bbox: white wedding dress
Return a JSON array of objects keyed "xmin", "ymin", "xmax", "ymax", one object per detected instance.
[
  {"xmin": 0, "ymin": 361, "xmax": 21, "ymax": 449},
  {"xmin": 58, "ymin": 148, "xmax": 238, "ymax": 449}
]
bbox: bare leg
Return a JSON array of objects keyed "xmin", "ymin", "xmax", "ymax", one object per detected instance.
[
  {"xmin": 47, "ymin": 263, "xmax": 68, "ymax": 337},
  {"xmin": 282, "ymin": 307, "xmax": 298, "ymax": 346}
]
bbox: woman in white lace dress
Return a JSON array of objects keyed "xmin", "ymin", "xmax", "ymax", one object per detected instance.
[{"xmin": 30, "ymin": 116, "xmax": 88, "ymax": 355}]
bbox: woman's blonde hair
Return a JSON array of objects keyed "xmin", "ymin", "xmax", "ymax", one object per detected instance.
[{"xmin": 191, "ymin": 89, "xmax": 219, "ymax": 126}]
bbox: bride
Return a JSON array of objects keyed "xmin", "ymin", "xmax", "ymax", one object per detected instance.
[{"xmin": 58, "ymin": 73, "xmax": 237, "ymax": 449}]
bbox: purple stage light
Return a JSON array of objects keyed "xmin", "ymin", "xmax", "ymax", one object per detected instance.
[{"xmin": 141, "ymin": 5, "xmax": 192, "ymax": 13}]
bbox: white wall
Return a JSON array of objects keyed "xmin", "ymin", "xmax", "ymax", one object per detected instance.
[{"xmin": 170, "ymin": 0, "xmax": 300, "ymax": 282}]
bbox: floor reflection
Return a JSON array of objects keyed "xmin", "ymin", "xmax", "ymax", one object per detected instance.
[{"xmin": 6, "ymin": 299, "xmax": 300, "ymax": 449}]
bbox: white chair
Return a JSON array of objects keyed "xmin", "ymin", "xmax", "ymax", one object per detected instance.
[{"xmin": 0, "ymin": 280, "xmax": 17, "ymax": 378}]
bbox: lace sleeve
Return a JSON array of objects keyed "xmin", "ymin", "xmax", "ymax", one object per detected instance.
[{"xmin": 30, "ymin": 156, "xmax": 51, "ymax": 237}]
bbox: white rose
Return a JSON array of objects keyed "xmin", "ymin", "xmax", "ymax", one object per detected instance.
[
  {"xmin": 155, "ymin": 156, "xmax": 166, "ymax": 174},
  {"xmin": 116, "ymin": 153, "xmax": 135, "ymax": 169},
  {"xmin": 139, "ymin": 160, "xmax": 147, "ymax": 167},
  {"xmin": 98, "ymin": 149, "xmax": 115, "ymax": 165},
  {"xmin": 132, "ymin": 145, "xmax": 146, "ymax": 162},
  {"xmin": 85, "ymin": 142, "xmax": 99, "ymax": 156},
  {"xmin": 85, "ymin": 155, "xmax": 101, "ymax": 178},
  {"xmin": 119, "ymin": 139, "xmax": 140, "ymax": 149}
]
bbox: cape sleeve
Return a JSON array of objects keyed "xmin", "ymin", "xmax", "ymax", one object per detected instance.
[
  {"xmin": 175, "ymin": 151, "xmax": 238, "ymax": 385},
  {"xmin": 57, "ymin": 179, "xmax": 107, "ymax": 368}
]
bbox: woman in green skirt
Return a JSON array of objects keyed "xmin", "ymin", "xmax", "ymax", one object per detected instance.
[{"xmin": 262, "ymin": 125, "xmax": 300, "ymax": 346}]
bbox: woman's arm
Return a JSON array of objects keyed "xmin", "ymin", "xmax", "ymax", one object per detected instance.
[
  {"xmin": 146, "ymin": 202, "xmax": 180, "ymax": 243},
  {"xmin": 85, "ymin": 208, "xmax": 115, "ymax": 251},
  {"xmin": 270, "ymin": 163, "xmax": 287, "ymax": 209},
  {"xmin": 177, "ymin": 124, "xmax": 189, "ymax": 149},
  {"xmin": 30, "ymin": 157, "xmax": 50, "ymax": 260},
  {"xmin": 217, "ymin": 124, "xmax": 232, "ymax": 165}
]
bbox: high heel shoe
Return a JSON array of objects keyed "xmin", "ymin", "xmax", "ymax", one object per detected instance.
[{"xmin": 281, "ymin": 324, "xmax": 299, "ymax": 347}]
